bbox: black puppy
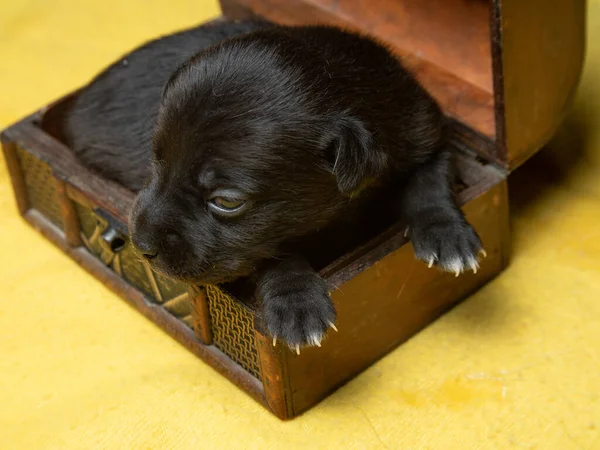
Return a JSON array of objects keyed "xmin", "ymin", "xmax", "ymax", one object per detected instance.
[{"xmin": 68, "ymin": 21, "xmax": 483, "ymax": 351}]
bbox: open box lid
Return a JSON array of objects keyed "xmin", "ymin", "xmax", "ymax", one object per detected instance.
[{"xmin": 220, "ymin": 0, "xmax": 586, "ymax": 171}]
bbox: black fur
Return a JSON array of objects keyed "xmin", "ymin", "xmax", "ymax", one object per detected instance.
[
  {"xmin": 65, "ymin": 20, "xmax": 268, "ymax": 191},
  {"xmin": 67, "ymin": 21, "xmax": 483, "ymax": 349}
]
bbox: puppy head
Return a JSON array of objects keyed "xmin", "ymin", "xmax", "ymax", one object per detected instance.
[{"xmin": 129, "ymin": 33, "xmax": 388, "ymax": 284}]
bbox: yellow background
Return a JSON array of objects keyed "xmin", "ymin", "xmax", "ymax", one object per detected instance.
[{"xmin": 1, "ymin": 1, "xmax": 599, "ymax": 448}]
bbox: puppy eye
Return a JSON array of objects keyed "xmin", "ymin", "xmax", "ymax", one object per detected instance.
[
  {"xmin": 207, "ymin": 189, "xmax": 250, "ymax": 217},
  {"xmin": 211, "ymin": 197, "xmax": 244, "ymax": 210},
  {"xmin": 207, "ymin": 195, "xmax": 249, "ymax": 217}
]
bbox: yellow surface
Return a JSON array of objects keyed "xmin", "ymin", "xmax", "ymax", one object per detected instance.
[{"xmin": 1, "ymin": 1, "xmax": 599, "ymax": 448}]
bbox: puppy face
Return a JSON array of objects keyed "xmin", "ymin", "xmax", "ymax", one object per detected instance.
[{"xmin": 129, "ymin": 33, "xmax": 387, "ymax": 284}]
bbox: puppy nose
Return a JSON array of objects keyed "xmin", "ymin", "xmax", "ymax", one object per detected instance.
[{"xmin": 133, "ymin": 239, "xmax": 159, "ymax": 260}]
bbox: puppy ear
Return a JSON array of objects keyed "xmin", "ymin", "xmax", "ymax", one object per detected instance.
[{"xmin": 330, "ymin": 116, "xmax": 388, "ymax": 196}]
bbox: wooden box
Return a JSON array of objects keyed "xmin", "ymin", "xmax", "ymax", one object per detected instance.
[{"xmin": 1, "ymin": 0, "xmax": 585, "ymax": 420}]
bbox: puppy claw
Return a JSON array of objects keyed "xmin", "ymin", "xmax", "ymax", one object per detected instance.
[
  {"xmin": 410, "ymin": 215, "xmax": 482, "ymax": 279},
  {"xmin": 329, "ymin": 322, "xmax": 338, "ymax": 332},
  {"xmin": 263, "ymin": 274, "xmax": 334, "ymax": 353},
  {"xmin": 468, "ymin": 257, "xmax": 480, "ymax": 274},
  {"xmin": 272, "ymin": 337, "xmax": 277, "ymax": 347},
  {"xmin": 308, "ymin": 333, "xmax": 323, "ymax": 347},
  {"xmin": 404, "ymin": 227, "xmax": 410, "ymax": 238},
  {"xmin": 479, "ymin": 249, "xmax": 487, "ymax": 258},
  {"xmin": 440, "ymin": 257, "xmax": 464, "ymax": 278}
]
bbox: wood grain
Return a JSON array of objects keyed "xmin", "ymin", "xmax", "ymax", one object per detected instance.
[
  {"xmin": 254, "ymin": 330, "xmax": 293, "ymax": 419},
  {"xmin": 492, "ymin": 0, "xmax": 585, "ymax": 169},
  {"xmin": 55, "ymin": 178, "xmax": 82, "ymax": 248},
  {"xmin": 0, "ymin": 139, "xmax": 29, "ymax": 214},
  {"xmin": 189, "ymin": 285, "xmax": 214, "ymax": 345}
]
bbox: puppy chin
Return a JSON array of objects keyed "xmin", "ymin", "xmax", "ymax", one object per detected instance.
[{"xmin": 147, "ymin": 259, "xmax": 252, "ymax": 286}]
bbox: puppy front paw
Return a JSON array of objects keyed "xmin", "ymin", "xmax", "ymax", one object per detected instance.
[
  {"xmin": 408, "ymin": 215, "xmax": 485, "ymax": 276},
  {"xmin": 262, "ymin": 276, "xmax": 337, "ymax": 353}
]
